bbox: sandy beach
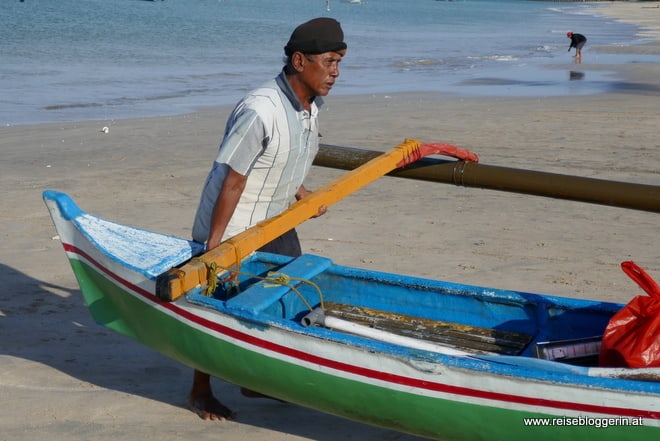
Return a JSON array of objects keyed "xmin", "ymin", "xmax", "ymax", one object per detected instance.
[{"xmin": 1, "ymin": 2, "xmax": 659, "ymax": 440}]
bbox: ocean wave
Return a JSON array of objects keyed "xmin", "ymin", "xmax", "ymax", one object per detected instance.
[
  {"xmin": 467, "ymin": 55, "xmax": 519, "ymax": 62},
  {"xmin": 44, "ymin": 88, "xmax": 213, "ymax": 111},
  {"xmin": 393, "ymin": 59, "xmax": 446, "ymax": 68}
]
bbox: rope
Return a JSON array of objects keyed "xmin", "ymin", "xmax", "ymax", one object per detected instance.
[
  {"xmin": 262, "ymin": 271, "xmax": 323, "ymax": 311},
  {"xmin": 192, "ymin": 257, "xmax": 219, "ymax": 296},
  {"xmin": 193, "ymin": 259, "xmax": 325, "ymax": 312}
]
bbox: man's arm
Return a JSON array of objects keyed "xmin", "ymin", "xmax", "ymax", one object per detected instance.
[{"xmin": 206, "ymin": 168, "xmax": 248, "ymax": 250}]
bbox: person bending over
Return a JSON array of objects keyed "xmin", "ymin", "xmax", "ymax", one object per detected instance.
[{"xmin": 567, "ymin": 31, "xmax": 587, "ymax": 60}]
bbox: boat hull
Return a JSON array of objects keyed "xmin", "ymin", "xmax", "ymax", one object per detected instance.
[{"xmin": 44, "ymin": 191, "xmax": 659, "ymax": 440}]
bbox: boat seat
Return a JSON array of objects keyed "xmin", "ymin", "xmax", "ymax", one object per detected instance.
[{"xmin": 225, "ymin": 254, "xmax": 333, "ymax": 314}]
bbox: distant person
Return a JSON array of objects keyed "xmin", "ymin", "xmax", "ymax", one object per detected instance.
[
  {"xmin": 567, "ymin": 31, "xmax": 587, "ymax": 61},
  {"xmin": 188, "ymin": 17, "xmax": 346, "ymax": 420}
]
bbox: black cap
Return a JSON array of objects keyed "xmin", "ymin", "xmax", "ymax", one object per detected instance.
[{"xmin": 284, "ymin": 18, "xmax": 347, "ymax": 56}]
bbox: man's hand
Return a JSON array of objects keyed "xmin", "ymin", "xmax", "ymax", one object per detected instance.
[{"xmin": 296, "ymin": 185, "xmax": 327, "ymax": 218}]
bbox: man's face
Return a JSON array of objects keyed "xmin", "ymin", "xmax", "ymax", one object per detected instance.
[{"xmin": 300, "ymin": 49, "xmax": 346, "ymax": 97}]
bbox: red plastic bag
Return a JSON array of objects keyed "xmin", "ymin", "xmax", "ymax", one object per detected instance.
[{"xmin": 599, "ymin": 261, "xmax": 660, "ymax": 368}]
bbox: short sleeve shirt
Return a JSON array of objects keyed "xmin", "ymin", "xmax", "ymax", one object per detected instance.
[{"xmin": 192, "ymin": 71, "xmax": 321, "ymax": 243}]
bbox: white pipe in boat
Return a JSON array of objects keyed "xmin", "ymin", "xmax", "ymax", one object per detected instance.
[{"xmin": 302, "ymin": 308, "xmax": 472, "ymax": 357}]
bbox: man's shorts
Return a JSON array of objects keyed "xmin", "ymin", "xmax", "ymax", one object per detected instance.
[{"xmin": 257, "ymin": 228, "xmax": 302, "ymax": 258}]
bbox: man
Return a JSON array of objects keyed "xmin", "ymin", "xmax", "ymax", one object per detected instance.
[
  {"xmin": 188, "ymin": 17, "xmax": 347, "ymax": 421},
  {"xmin": 567, "ymin": 31, "xmax": 587, "ymax": 60}
]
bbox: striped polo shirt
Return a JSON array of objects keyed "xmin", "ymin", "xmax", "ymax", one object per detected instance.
[{"xmin": 192, "ymin": 70, "xmax": 322, "ymax": 244}]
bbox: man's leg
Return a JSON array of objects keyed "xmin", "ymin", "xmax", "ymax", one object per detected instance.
[
  {"xmin": 188, "ymin": 229, "xmax": 301, "ymax": 419},
  {"xmin": 188, "ymin": 370, "xmax": 237, "ymax": 420}
]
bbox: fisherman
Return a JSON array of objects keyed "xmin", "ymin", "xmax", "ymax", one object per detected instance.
[
  {"xmin": 188, "ymin": 17, "xmax": 347, "ymax": 421},
  {"xmin": 567, "ymin": 31, "xmax": 587, "ymax": 61}
]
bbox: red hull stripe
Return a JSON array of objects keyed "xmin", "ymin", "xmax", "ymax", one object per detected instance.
[{"xmin": 63, "ymin": 243, "xmax": 659, "ymax": 420}]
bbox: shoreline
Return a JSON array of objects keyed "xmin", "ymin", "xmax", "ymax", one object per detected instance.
[
  {"xmin": 594, "ymin": 1, "xmax": 660, "ymax": 42},
  {"xmin": 1, "ymin": 2, "xmax": 659, "ymax": 441}
]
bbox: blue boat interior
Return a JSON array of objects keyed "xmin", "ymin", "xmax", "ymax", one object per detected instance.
[{"xmin": 187, "ymin": 251, "xmax": 620, "ymax": 366}]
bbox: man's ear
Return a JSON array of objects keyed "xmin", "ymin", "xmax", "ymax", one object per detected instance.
[{"xmin": 291, "ymin": 52, "xmax": 305, "ymax": 72}]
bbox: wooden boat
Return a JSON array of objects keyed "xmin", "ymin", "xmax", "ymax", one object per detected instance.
[{"xmin": 43, "ymin": 188, "xmax": 659, "ymax": 440}]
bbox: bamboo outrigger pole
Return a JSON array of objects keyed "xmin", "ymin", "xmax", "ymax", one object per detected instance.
[
  {"xmin": 156, "ymin": 140, "xmax": 478, "ymax": 301},
  {"xmin": 315, "ymin": 144, "xmax": 660, "ymax": 214}
]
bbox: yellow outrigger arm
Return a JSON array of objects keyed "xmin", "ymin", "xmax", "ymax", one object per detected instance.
[{"xmin": 156, "ymin": 139, "xmax": 478, "ymax": 301}]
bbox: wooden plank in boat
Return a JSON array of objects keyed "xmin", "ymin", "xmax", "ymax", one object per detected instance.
[{"xmin": 323, "ymin": 302, "xmax": 532, "ymax": 356}]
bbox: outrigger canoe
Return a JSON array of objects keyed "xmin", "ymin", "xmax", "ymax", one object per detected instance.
[
  {"xmin": 43, "ymin": 189, "xmax": 659, "ymax": 440},
  {"xmin": 43, "ymin": 141, "xmax": 658, "ymax": 440}
]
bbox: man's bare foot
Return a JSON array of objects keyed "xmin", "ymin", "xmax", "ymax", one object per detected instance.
[{"xmin": 188, "ymin": 393, "xmax": 237, "ymax": 421}]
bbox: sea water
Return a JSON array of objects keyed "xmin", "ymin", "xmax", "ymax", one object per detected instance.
[{"xmin": 0, "ymin": 0, "xmax": 650, "ymax": 126}]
